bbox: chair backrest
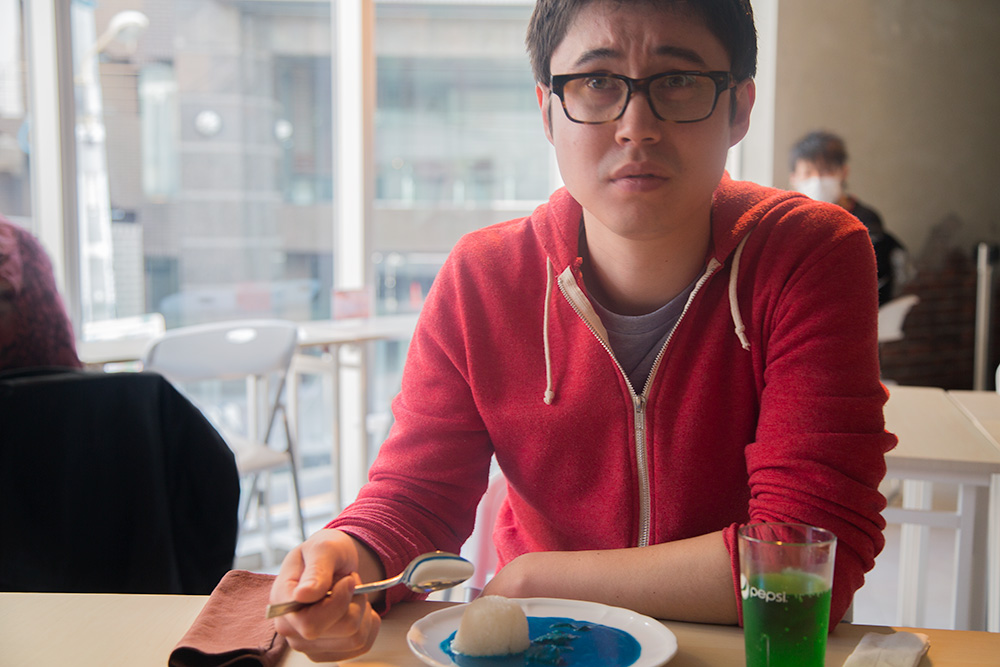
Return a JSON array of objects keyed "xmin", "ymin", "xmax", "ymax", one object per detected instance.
[
  {"xmin": 878, "ymin": 294, "xmax": 920, "ymax": 343},
  {"xmin": 142, "ymin": 319, "xmax": 299, "ymax": 383},
  {"xmin": 462, "ymin": 471, "xmax": 508, "ymax": 593},
  {"xmin": 0, "ymin": 368, "xmax": 239, "ymax": 594}
]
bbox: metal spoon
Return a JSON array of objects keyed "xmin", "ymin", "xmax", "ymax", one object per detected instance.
[{"xmin": 265, "ymin": 551, "xmax": 474, "ymax": 619}]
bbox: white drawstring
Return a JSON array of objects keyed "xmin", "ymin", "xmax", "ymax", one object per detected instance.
[
  {"xmin": 729, "ymin": 234, "xmax": 751, "ymax": 351},
  {"xmin": 542, "ymin": 259, "xmax": 555, "ymax": 405}
]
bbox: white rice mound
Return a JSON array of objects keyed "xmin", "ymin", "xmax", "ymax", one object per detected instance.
[{"xmin": 451, "ymin": 595, "xmax": 531, "ymax": 656}]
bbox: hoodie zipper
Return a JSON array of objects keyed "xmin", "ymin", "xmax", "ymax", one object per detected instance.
[
  {"xmin": 632, "ymin": 394, "xmax": 650, "ymax": 546},
  {"xmin": 555, "ymin": 258, "xmax": 722, "ymax": 548}
]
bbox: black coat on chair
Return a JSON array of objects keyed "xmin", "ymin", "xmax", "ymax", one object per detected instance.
[{"xmin": 0, "ymin": 368, "xmax": 240, "ymax": 594}]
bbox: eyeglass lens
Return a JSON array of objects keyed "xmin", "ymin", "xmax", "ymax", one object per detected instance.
[{"xmin": 561, "ymin": 73, "xmax": 721, "ymax": 123}]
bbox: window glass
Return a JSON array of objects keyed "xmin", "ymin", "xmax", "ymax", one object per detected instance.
[
  {"xmin": 72, "ymin": 1, "xmax": 337, "ymax": 330},
  {"xmin": 65, "ymin": 2, "xmax": 343, "ymax": 550},
  {"xmin": 62, "ymin": 1, "xmax": 546, "ymax": 331},
  {"xmin": 372, "ymin": 2, "xmax": 548, "ymax": 319},
  {"xmin": 24, "ymin": 0, "xmax": 550, "ymax": 541},
  {"xmin": 0, "ymin": 0, "xmax": 32, "ymax": 230}
]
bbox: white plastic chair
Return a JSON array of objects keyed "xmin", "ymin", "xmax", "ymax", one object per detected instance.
[
  {"xmin": 878, "ymin": 294, "xmax": 920, "ymax": 343},
  {"xmin": 142, "ymin": 319, "xmax": 306, "ymax": 561}
]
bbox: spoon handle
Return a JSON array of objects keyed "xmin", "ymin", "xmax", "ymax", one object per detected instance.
[
  {"xmin": 265, "ymin": 598, "xmax": 316, "ymax": 618},
  {"xmin": 353, "ymin": 572, "xmax": 404, "ymax": 595},
  {"xmin": 265, "ymin": 573, "xmax": 403, "ymax": 619}
]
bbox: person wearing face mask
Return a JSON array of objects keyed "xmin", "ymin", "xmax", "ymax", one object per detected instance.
[{"xmin": 789, "ymin": 130, "xmax": 909, "ymax": 305}]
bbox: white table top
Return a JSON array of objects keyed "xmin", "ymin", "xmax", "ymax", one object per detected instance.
[
  {"xmin": 948, "ymin": 390, "xmax": 1000, "ymax": 448},
  {"xmin": 3, "ymin": 592, "xmax": 998, "ymax": 666},
  {"xmin": 296, "ymin": 313, "xmax": 418, "ymax": 349},
  {"xmin": 883, "ymin": 385, "xmax": 1000, "ymax": 473},
  {"xmin": 76, "ymin": 314, "xmax": 420, "ymax": 367}
]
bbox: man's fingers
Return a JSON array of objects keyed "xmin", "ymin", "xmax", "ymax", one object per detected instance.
[
  {"xmin": 274, "ymin": 574, "xmax": 361, "ymax": 640},
  {"xmin": 267, "ymin": 529, "xmax": 381, "ymax": 663},
  {"xmin": 270, "ymin": 546, "xmax": 307, "ymax": 603},
  {"xmin": 282, "ymin": 607, "xmax": 381, "ymax": 663},
  {"xmin": 271, "ymin": 530, "xmax": 361, "ymax": 605}
]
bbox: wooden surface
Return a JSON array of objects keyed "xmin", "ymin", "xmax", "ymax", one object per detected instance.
[{"xmin": 2, "ymin": 593, "xmax": 999, "ymax": 666}]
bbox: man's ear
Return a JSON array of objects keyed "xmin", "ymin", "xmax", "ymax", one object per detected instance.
[
  {"xmin": 537, "ymin": 83, "xmax": 554, "ymax": 144},
  {"xmin": 728, "ymin": 78, "xmax": 755, "ymax": 148}
]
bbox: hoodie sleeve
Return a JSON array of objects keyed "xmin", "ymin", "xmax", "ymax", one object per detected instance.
[
  {"xmin": 328, "ymin": 235, "xmax": 496, "ymax": 612},
  {"xmin": 723, "ymin": 198, "xmax": 896, "ymax": 628}
]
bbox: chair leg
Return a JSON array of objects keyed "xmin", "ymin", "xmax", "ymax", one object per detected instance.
[
  {"xmin": 239, "ymin": 474, "xmax": 259, "ymax": 526},
  {"xmin": 284, "ymin": 412, "xmax": 307, "ymax": 542},
  {"xmin": 261, "ymin": 472, "xmax": 275, "ymax": 568}
]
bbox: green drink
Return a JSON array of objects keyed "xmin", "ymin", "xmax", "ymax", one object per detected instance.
[
  {"xmin": 739, "ymin": 523, "xmax": 837, "ymax": 667},
  {"xmin": 742, "ymin": 570, "xmax": 832, "ymax": 667}
]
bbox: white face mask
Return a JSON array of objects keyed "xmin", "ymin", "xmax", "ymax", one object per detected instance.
[{"xmin": 794, "ymin": 176, "xmax": 843, "ymax": 204}]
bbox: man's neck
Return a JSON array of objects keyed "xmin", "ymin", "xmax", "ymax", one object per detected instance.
[{"xmin": 580, "ymin": 214, "xmax": 711, "ymax": 316}]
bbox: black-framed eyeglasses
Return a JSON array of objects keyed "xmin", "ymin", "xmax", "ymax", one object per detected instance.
[{"xmin": 549, "ymin": 71, "xmax": 735, "ymax": 124}]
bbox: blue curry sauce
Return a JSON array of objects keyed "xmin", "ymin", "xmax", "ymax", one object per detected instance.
[{"xmin": 441, "ymin": 617, "xmax": 641, "ymax": 667}]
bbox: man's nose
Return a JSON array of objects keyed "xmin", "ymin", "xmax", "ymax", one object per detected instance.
[{"xmin": 614, "ymin": 90, "xmax": 662, "ymax": 144}]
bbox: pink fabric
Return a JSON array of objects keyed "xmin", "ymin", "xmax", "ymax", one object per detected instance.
[
  {"xmin": 329, "ymin": 175, "xmax": 896, "ymax": 625},
  {"xmin": 0, "ymin": 215, "xmax": 81, "ymax": 371},
  {"xmin": 169, "ymin": 570, "xmax": 288, "ymax": 667}
]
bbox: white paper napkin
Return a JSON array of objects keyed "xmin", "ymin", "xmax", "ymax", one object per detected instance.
[{"xmin": 842, "ymin": 631, "xmax": 930, "ymax": 667}]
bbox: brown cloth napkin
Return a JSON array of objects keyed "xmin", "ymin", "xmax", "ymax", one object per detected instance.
[{"xmin": 169, "ymin": 570, "xmax": 289, "ymax": 667}]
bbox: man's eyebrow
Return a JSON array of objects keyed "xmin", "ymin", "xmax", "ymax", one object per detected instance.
[
  {"xmin": 571, "ymin": 47, "xmax": 620, "ymax": 70},
  {"xmin": 655, "ymin": 45, "xmax": 708, "ymax": 67},
  {"xmin": 569, "ymin": 44, "xmax": 709, "ymax": 71}
]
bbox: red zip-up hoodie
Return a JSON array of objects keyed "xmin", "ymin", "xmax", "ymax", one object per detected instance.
[{"xmin": 330, "ymin": 174, "xmax": 896, "ymax": 625}]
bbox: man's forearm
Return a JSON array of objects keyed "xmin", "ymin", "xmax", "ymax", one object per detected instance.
[{"xmin": 482, "ymin": 530, "xmax": 738, "ymax": 624}]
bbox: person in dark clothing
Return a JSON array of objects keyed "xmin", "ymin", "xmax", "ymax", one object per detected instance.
[
  {"xmin": 789, "ymin": 131, "xmax": 909, "ymax": 305},
  {"xmin": 0, "ymin": 214, "xmax": 83, "ymax": 370}
]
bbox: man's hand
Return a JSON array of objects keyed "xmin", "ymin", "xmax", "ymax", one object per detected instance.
[{"xmin": 270, "ymin": 529, "xmax": 382, "ymax": 661}]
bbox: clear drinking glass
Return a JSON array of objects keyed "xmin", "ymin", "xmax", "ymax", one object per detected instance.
[{"xmin": 738, "ymin": 522, "xmax": 837, "ymax": 667}]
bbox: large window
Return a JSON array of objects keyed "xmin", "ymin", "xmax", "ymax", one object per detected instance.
[
  {"xmin": 5, "ymin": 0, "xmax": 778, "ymax": 335},
  {"xmin": 15, "ymin": 0, "xmax": 545, "ymax": 331},
  {"xmin": 8, "ymin": 0, "xmax": 551, "ymax": 534}
]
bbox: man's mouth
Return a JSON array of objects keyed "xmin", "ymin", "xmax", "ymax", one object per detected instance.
[{"xmin": 610, "ymin": 163, "xmax": 668, "ymax": 182}]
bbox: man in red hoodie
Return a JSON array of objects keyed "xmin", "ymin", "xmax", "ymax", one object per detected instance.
[{"xmin": 270, "ymin": 1, "xmax": 895, "ymax": 660}]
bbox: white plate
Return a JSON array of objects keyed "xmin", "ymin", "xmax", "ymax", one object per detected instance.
[{"xmin": 406, "ymin": 597, "xmax": 678, "ymax": 666}]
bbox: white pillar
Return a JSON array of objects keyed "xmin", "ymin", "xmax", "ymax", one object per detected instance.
[
  {"xmin": 334, "ymin": 0, "xmax": 375, "ymax": 504},
  {"xmin": 24, "ymin": 0, "xmax": 79, "ymax": 327}
]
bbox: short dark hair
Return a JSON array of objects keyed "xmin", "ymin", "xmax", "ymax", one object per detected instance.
[
  {"xmin": 788, "ymin": 131, "xmax": 848, "ymax": 172},
  {"xmin": 526, "ymin": 0, "xmax": 758, "ymax": 85}
]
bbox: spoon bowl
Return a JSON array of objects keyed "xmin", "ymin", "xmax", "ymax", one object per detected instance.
[{"xmin": 356, "ymin": 551, "xmax": 475, "ymax": 595}]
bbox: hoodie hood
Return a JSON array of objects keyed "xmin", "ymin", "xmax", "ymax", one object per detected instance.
[
  {"xmin": 532, "ymin": 172, "xmax": 804, "ymax": 275},
  {"xmin": 533, "ymin": 173, "xmax": 805, "ymax": 403}
]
